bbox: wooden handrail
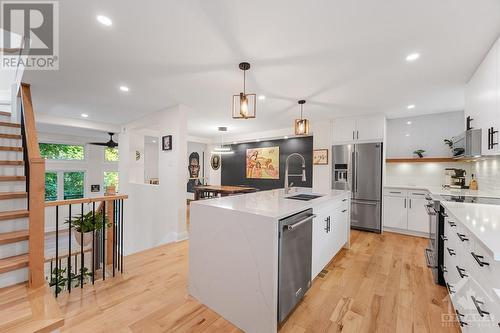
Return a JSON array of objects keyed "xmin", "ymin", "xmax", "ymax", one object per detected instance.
[
  {"xmin": 45, "ymin": 194, "xmax": 128, "ymax": 207},
  {"xmin": 20, "ymin": 83, "xmax": 46, "ymax": 289}
]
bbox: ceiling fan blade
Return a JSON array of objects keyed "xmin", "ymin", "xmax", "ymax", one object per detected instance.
[{"xmin": 89, "ymin": 142, "xmax": 109, "ymax": 146}]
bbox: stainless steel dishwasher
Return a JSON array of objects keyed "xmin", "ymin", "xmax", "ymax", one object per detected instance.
[{"xmin": 278, "ymin": 208, "xmax": 315, "ymax": 323}]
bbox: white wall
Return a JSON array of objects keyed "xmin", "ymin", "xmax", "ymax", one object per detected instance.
[
  {"xmin": 144, "ymin": 140, "xmax": 159, "ymax": 181},
  {"xmin": 119, "ymin": 105, "xmax": 188, "ymax": 255},
  {"xmin": 386, "ymin": 111, "xmax": 464, "ymax": 158},
  {"xmin": 311, "ymin": 120, "xmax": 332, "ymax": 193},
  {"xmin": 39, "ymin": 132, "xmax": 118, "ymax": 232},
  {"xmin": 471, "ymin": 157, "xmax": 500, "ymax": 192}
]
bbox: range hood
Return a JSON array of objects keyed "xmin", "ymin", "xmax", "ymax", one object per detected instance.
[{"xmin": 452, "ymin": 129, "xmax": 482, "ymax": 159}]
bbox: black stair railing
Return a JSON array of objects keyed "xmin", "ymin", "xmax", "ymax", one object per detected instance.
[{"xmin": 45, "ymin": 192, "xmax": 128, "ymax": 297}]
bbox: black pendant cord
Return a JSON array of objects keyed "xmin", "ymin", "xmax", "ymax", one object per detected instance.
[{"xmin": 243, "ymin": 69, "xmax": 246, "ymax": 95}]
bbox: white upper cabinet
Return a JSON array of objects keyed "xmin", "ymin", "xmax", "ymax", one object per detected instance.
[
  {"xmin": 465, "ymin": 37, "xmax": 500, "ymax": 155},
  {"xmin": 332, "ymin": 114, "xmax": 385, "ymax": 144},
  {"xmin": 332, "ymin": 117, "xmax": 357, "ymax": 143}
]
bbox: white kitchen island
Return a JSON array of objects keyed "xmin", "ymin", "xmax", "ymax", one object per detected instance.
[{"xmin": 188, "ymin": 188, "xmax": 351, "ymax": 333}]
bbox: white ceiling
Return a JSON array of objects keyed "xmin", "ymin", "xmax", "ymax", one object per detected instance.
[{"xmin": 24, "ymin": 0, "xmax": 500, "ymax": 138}]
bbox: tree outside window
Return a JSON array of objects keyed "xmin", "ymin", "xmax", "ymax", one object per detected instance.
[
  {"xmin": 105, "ymin": 147, "xmax": 119, "ymax": 162},
  {"xmin": 104, "ymin": 171, "xmax": 119, "ymax": 191},
  {"xmin": 63, "ymin": 172, "xmax": 85, "ymax": 200},
  {"xmin": 40, "ymin": 143, "xmax": 84, "ymax": 160},
  {"xmin": 45, "ymin": 172, "xmax": 58, "ymax": 201}
]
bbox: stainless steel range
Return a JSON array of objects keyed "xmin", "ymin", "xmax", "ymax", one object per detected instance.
[{"xmin": 425, "ymin": 193, "xmax": 500, "ymax": 285}]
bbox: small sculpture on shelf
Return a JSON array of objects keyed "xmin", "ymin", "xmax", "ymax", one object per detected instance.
[{"xmin": 413, "ymin": 149, "xmax": 426, "ymax": 158}]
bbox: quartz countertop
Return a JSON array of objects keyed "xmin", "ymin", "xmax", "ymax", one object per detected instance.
[
  {"xmin": 384, "ymin": 185, "xmax": 500, "ymax": 198},
  {"xmin": 191, "ymin": 188, "xmax": 350, "ymax": 219},
  {"xmin": 439, "ymin": 201, "xmax": 500, "ymax": 261}
]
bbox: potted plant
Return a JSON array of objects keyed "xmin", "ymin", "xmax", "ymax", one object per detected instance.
[
  {"xmin": 65, "ymin": 210, "xmax": 109, "ymax": 246},
  {"xmin": 413, "ymin": 149, "xmax": 426, "ymax": 158}
]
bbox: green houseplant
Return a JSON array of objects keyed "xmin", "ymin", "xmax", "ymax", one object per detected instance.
[
  {"xmin": 65, "ymin": 210, "xmax": 109, "ymax": 246},
  {"xmin": 413, "ymin": 149, "xmax": 426, "ymax": 158}
]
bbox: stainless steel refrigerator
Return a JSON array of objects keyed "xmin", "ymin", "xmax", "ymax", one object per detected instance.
[{"xmin": 332, "ymin": 143, "xmax": 383, "ymax": 233}]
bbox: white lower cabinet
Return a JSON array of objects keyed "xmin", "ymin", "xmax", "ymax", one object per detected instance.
[
  {"xmin": 312, "ymin": 198, "xmax": 349, "ymax": 279},
  {"xmin": 443, "ymin": 212, "xmax": 500, "ymax": 332},
  {"xmin": 383, "ymin": 188, "xmax": 430, "ymax": 236}
]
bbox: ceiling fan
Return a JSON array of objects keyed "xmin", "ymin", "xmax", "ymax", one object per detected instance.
[{"xmin": 89, "ymin": 132, "xmax": 118, "ymax": 148}]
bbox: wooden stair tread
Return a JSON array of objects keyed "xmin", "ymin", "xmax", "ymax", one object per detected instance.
[
  {"xmin": 0, "ymin": 122, "xmax": 20, "ymax": 128},
  {"xmin": 0, "ymin": 134, "xmax": 21, "ymax": 140},
  {"xmin": 0, "ymin": 254, "xmax": 28, "ymax": 274},
  {"xmin": 0, "ymin": 146, "xmax": 22, "ymax": 151},
  {"xmin": 0, "ymin": 210, "xmax": 29, "ymax": 221},
  {"xmin": 0, "ymin": 230, "xmax": 29, "ymax": 245},
  {"xmin": 0, "ymin": 192, "xmax": 27, "ymax": 200},
  {"xmin": 0, "ymin": 285, "xmax": 64, "ymax": 333},
  {"xmin": 0, "ymin": 176, "xmax": 26, "ymax": 182},
  {"xmin": 0, "ymin": 111, "xmax": 11, "ymax": 117},
  {"xmin": 0, "ymin": 160, "xmax": 24, "ymax": 165}
]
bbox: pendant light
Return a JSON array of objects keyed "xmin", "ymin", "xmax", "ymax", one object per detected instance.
[
  {"xmin": 294, "ymin": 100, "xmax": 309, "ymax": 135},
  {"xmin": 212, "ymin": 127, "xmax": 234, "ymax": 155},
  {"xmin": 232, "ymin": 62, "xmax": 256, "ymax": 119}
]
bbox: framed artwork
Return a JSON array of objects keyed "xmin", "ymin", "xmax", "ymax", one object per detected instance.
[
  {"xmin": 211, "ymin": 154, "xmax": 221, "ymax": 170},
  {"xmin": 313, "ymin": 149, "xmax": 328, "ymax": 165},
  {"xmin": 246, "ymin": 146, "xmax": 279, "ymax": 179},
  {"xmin": 162, "ymin": 135, "xmax": 172, "ymax": 151},
  {"xmin": 90, "ymin": 184, "xmax": 100, "ymax": 192}
]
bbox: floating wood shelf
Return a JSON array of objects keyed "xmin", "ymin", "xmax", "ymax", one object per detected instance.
[{"xmin": 386, "ymin": 157, "xmax": 457, "ymax": 163}]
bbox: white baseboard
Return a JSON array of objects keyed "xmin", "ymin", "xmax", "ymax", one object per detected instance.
[{"xmin": 383, "ymin": 226, "xmax": 429, "ymax": 239}]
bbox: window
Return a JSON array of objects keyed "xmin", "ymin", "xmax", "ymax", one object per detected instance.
[
  {"xmin": 63, "ymin": 171, "xmax": 85, "ymax": 200},
  {"xmin": 44, "ymin": 171, "xmax": 85, "ymax": 201},
  {"xmin": 40, "ymin": 143, "xmax": 84, "ymax": 160},
  {"xmin": 104, "ymin": 171, "xmax": 119, "ymax": 191},
  {"xmin": 45, "ymin": 172, "xmax": 58, "ymax": 201},
  {"xmin": 105, "ymin": 147, "xmax": 119, "ymax": 162}
]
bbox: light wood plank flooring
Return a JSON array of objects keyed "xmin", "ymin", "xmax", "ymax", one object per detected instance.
[{"xmin": 55, "ymin": 230, "xmax": 459, "ymax": 332}]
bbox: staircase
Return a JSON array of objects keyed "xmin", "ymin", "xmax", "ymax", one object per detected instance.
[
  {"xmin": 0, "ymin": 84, "xmax": 64, "ymax": 332},
  {"xmin": 0, "ymin": 109, "xmax": 29, "ymax": 288}
]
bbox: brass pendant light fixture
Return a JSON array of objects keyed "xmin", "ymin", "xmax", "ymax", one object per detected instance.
[
  {"xmin": 232, "ymin": 62, "xmax": 256, "ymax": 119},
  {"xmin": 294, "ymin": 100, "xmax": 309, "ymax": 135}
]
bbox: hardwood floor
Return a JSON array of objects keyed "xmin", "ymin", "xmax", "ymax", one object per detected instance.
[{"xmin": 55, "ymin": 230, "xmax": 459, "ymax": 333}]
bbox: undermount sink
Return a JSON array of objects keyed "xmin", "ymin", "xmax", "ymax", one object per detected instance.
[{"xmin": 285, "ymin": 194, "xmax": 324, "ymax": 201}]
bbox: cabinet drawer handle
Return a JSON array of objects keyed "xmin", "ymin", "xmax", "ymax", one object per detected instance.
[
  {"xmin": 341, "ymin": 209, "xmax": 347, "ymax": 213},
  {"xmin": 447, "ymin": 283, "xmax": 455, "ymax": 294},
  {"xmin": 342, "ymin": 198, "xmax": 347, "ymax": 202},
  {"xmin": 446, "ymin": 247, "xmax": 456, "ymax": 256},
  {"xmin": 455, "ymin": 310, "xmax": 468, "ymax": 327},
  {"xmin": 471, "ymin": 296, "xmax": 490, "ymax": 317},
  {"xmin": 440, "ymin": 235, "xmax": 448, "ymax": 241},
  {"xmin": 456, "ymin": 266, "xmax": 468, "ymax": 278},
  {"xmin": 471, "ymin": 252, "xmax": 490, "ymax": 267},
  {"xmin": 456, "ymin": 233, "xmax": 469, "ymax": 242},
  {"xmin": 448, "ymin": 221, "xmax": 456, "ymax": 227},
  {"xmin": 389, "ymin": 191, "xmax": 402, "ymax": 194}
]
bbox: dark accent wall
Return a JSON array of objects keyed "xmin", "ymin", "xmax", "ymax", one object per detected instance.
[{"xmin": 221, "ymin": 136, "xmax": 313, "ymax": 191}]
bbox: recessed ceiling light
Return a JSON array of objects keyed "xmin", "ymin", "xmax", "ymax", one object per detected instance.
[
  {"xmin": 284, "ymin": 136, "xmax": 289, "ymax": 139},
  {"xmin": 119, "ymin": 86, "xmax": 129, "ymax": 92},
  {"xmin": 405, "ymin": 133, "xmax": 410, "ymax": 137},
  {"xmin": 406, "ymin": 53, "xmax": 420, "ymax": 62},
  {"xmin": 233, "ymin": 141, "xmax": 237, "ymax": 144},
  {"xmin": 256, "ymin": 139, "xmax": 260, "ymax": 142},
  {"xmin": 81, "ymin": 113, "xmax": 89, "ymax": 118},
  {"xmin": 406, "ymin": 121, "xmax": 412, "ymax": 125},
  {"xmin": 407, "ymin": 104, "xmax": 415, "ymax": 109},
  {"xmin": 258, "ymin": 95, "xmax": 266, "ymax": 101},
  {"xmin": 96, "ymin": 15, "xmax": 112, "ymax": 26},
  {"xmin": 152, "ymin": 140, "xmax": 157, "ymax": 143}
]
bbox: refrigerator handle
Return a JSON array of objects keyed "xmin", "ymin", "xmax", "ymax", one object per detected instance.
[
  {"xmin": 355, "ymin": 151, "xmax": 359, "ymax": 193},
  {"xmin": 351, "ymin": 151, "xmax": 356, "ymax": 193}
]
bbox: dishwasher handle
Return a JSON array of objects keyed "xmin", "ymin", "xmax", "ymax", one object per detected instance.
[{"xmin": 286, "ymin": 214, "xmax": 316, "ymax": 231}]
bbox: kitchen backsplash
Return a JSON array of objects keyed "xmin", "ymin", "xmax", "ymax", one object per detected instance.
[
  {"xmin": 471, "ymin": 157, "xmax": 500, "ymax": 192},
  {"xmin": 386, "ymin": 162, "xmax": 472, "ymax": 187}
]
